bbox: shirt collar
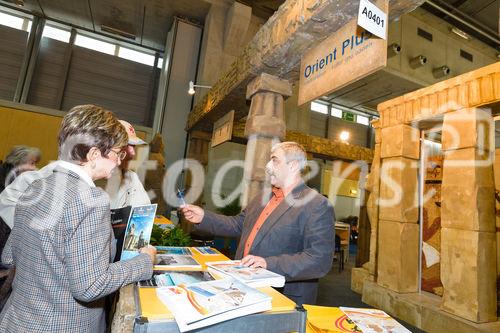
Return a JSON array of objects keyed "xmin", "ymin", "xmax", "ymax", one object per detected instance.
[
  {"xmin": 272, "ymin": 187, "xmax": 284, "ymax": 199},
  {"xmin": 58, "ymin": 160, "xmax": 95, "ymax": 187},
  {"xmin": 275, "ymin": 178, "xmax": 304, "ymax": 198}
]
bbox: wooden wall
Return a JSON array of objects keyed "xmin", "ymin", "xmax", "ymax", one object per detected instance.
[
  {"xmin": 0, "ymin": 25, "xmax": 27, "ymax": 100},
  {"xmin": 0, "ymin": 102, "xmax": 151, "ymax": 167}
]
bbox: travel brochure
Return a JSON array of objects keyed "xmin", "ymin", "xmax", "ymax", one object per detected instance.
[
  {"xmin": 156, "ymin": 246, "xmax": 193, "ymax": 255},
  {"xmin": 139, "ymin": 271, "xmax": 214, "ymax": 288},
  {"xmin": 339, "ymin": 307, "xmax": 411, "ymax": 333},
  {"xmin": 207, "ymin": 260, "xmax": 285, "ymax": 288},
  {"xmin": 304, "ymin": 304, "xmax": 362, "ymax": 333},
  {"xmin": 120, "ymin": 204, "xmax": 158, "ymax": 261},
  {"xmin": 110, "ymin": 205, "xmax": 132, "ymax": 262},
  {"xmin": 155, "ymin": 254, "xmax": 202, "ymax": 269},
  {"xmin": 193, "ymin": 246, "xmax": 220, "ymax": 255},
  {"xmin": 156, "ymin": 277, "xmax": 272, "ymax": 332},
  {"xmin": 136, "ymin": 246, "xmax": 407, "ymax": 332}
]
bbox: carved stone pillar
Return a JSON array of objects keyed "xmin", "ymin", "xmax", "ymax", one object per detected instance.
[
  {"xmin": 377, "ymin": 123, "xmax": 420, "ymax": 293},
  {"xmin": 182, "ymin": 130, "xmax": 211, "ymax": 233},
  {"xmin": 440, "ymin": 107, "xmax": 497, "ymax": 322},
  {"xmin": 242, "ymin": 73, "xmax": 292, "ymax": 206},
  {"xmin": 364, "ymin": 120, "xmax": 382, "ymax": 275}
]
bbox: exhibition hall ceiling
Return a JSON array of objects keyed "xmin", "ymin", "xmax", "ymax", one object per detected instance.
[
  {"xmin": 0, "ymin": 0, "xmax": 288, "ymax": 51},
  {"xmin": 421, "ymin": 0, "xmax": 499, "ymax": 49},
  {"xmin": 0, "ymin": 0, "xmax": 496, "ymax": 50},
  {"xmin": 0, "ymin": 0, "xmax": 497, "ymax": 116},
  {"xmin": 0, "ymin": 0, "xmax": 212, "ymax": 50}
]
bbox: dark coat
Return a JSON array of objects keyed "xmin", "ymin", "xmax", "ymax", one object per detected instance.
[{"xmin": 196, "ymin": 182, "xmax": 335, "ymax": 305}]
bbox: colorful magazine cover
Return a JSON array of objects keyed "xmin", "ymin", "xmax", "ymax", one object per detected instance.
[
  {"xmin": 303, "ymin": 304, "xmax": 362, "ymax": 333},
  {"xmin": 156, "ymin": 246, "xmax": 192, "ymax": 255},
  {"xmin": 156, "ymin": 277, "xmax": 272, "ymax": 332},
  {"xmin": 207, "ymin": 260, "xmax": 285, "ymax": 288},
  {"xmin": 193, "ymin": 246, "xmax": 219, "ymax": 255},
  {"xmin": 120, "ymin": 204, "xmax": 158, "ymax": 261},
  {"xmin": 155, "ymin": 254, "xmax": 201, "ymax": 269},
  {"xmin": 110, "ymin": 205, "xmax": 132, "ymax": 262},
  {"xmin": 139, "ymin": 271, "xmax": 214, "ymax": 287},
  {"xmin": 339, "ymin": 307, "xmax": 411, "ymax": 333}
]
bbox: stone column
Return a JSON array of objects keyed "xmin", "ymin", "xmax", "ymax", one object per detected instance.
[
  {"xmin": 242, "ymin": 73, "xmax": 292, "ymax": 206},
  {"xmin": 440, "ymin": 107, "xmax": 497, "ymax": 323},
  {"xmin": 351, "ymin": 120, "xmax": 381, "ymax": 294},
  {"xmin": 182, "ymin": 130, "xmax": 211, "ymax": 233},
  {"xmin": 194, "ymin": 1, "xmax": 251, "ymax": 103},
  {"xmin": 377, "ymin": 123, "xmax": 420, "ymax": 293},
  {"xmin": 365, "ymin": 120, "xmax": 382, "ymax": 275},
  {"xmin": 284, "ymin": 84, "xmax": 311, "ymax": 134}
]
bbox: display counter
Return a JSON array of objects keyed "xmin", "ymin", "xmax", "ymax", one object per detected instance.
[{"xmin": 111, "ymin": 248, "xmax": 306, "ymax": 333}]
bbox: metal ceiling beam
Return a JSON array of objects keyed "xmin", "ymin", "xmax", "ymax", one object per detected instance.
[
  {"xmin": 425, "ymin": 0, "xmax": 500, "ymax": 46},
  {"xmin": 186, "ymin": 0, "xmax": 427, "ymax": 132}
]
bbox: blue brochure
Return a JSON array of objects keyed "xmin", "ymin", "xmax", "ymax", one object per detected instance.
[{"xmin": 120, "ymin": 204, "xmax": 158, "ymax": 261}]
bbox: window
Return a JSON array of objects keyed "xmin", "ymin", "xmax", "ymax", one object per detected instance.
[
  {"xmin": 356, "ymin": 115, "xmax": 369, "ymax": 125},
  {"xmin": 0, "ymin": 11, "xmax": 30, "ymax": 31},
  {"xmin": 311, "ymin": 101, "xmax": 328, "ymax": 114},
  {"xmin": 42, "ymin": 25, "xmax": 71, "ymax": 43},
  {"xmin": 75, "ymin": 34, "xmax": 116, "ymax": 55},
  {"xmin": 74, "ymin": 34, "xmax": 159, "ymax": 67},
  {"xmin": 331, "ymin": 107, "xmax": 342, "ymax": 118},
  {"xmin": 118, "ymin": 46, "xmax": 155, "ymax": 66}
]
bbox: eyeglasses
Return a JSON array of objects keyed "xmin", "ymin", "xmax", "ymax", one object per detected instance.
[{"xmin": 109, "ymin": 149, "xmax": 127, "ymax": 161}]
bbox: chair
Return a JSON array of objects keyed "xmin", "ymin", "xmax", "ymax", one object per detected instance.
[{"xmin": 334, "ymin": 234, "xmax": 344, "ymax": 273}]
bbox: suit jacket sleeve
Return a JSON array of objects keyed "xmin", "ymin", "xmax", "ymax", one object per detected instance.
[
  {"xmin": 194, "ymin": 209, "xmax": 246, "ymax": 238},
  {"xmin": 65, "ymin": 187, "xmax": 153, "ymax": 303},
  {"xmin": 1, "ymin": 231, "xmax": 13, "ymax": 265},
  {"xmin": 265, "ymin": 199, "xmax": 335, "ymax": 281}
]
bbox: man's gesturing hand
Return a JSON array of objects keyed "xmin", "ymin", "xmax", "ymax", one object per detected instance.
[
  {"xmin": 241, "ymin": 255, "xmax": 267, "ymax": 269},
  {"xmin": 180, "ymin": 204, "xmax": 205, "ymax": 224}
]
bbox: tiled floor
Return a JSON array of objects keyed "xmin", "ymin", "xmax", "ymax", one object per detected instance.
[{"xmin": 316, "ymin": 249, "xmax": 426, "ymax": 333}]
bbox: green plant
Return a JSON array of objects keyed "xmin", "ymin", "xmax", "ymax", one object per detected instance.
[
  {"xmin": 216, "ymin": 197, "xmax": 242, "ymax": 216},
  {"xmin": 150, "ymin": 225, "xmax": 191, "ymax": 246}
]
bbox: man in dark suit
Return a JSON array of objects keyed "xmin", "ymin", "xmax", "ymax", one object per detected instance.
[{"xmin": 181, "ymin": 141, "xmax": 334, "ymax": 305}]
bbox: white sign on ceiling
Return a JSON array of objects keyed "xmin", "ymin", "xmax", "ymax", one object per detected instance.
[{"xmin": 357, "ymin": 0, "xmax": 388, "ymax": 40}]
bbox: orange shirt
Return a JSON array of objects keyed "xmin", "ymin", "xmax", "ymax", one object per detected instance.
[{"xmin": 243, "ymin": 187, "xmax": 285, "ymax": 257}]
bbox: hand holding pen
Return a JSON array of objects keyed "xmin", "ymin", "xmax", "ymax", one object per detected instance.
[{"xmin": 176, "ymin": 188, "xmax": 186, "ymax": 207}]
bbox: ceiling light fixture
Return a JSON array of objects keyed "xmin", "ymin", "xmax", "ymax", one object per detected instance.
[
  {"xmin": 188, "ymin": 81, "xmax": 212, "ymax": 95},
  {"xmin": 339, "ymin": 131, "xmax": 350, "ymax": 142},
  {"xmin": 101, "ymin": 24, "xmax": 136, "ymax": 40},
  {"xmin": 451, "ymin": 27, "xmax": 470, "ymax": 40}
]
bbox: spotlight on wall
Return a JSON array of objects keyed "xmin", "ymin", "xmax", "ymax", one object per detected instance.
[
  {"xmin": 409, "ymin": 55, "xmax": 427, "ymax": 69},
  {"xmin": 339, "ymin": 131, "xmax": 350, "ymax": 142},
  {"xmin": 188, "ymin": 81, "xmax": 212, "ymax": 95},
  {"xmin": 433, "ymin": 66, "xmax": 451, "ymax": 79},
  {"xmin": 388, "ymin": 43, "xmax": 401, "ymax": 57}
]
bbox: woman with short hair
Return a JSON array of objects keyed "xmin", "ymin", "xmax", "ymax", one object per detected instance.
[
  {"xmin": 0, "ymin": 145, "xmax": 41, "ymax": 193},
  {"xmin": 0, "ymin": 104, "xmax": 156, "ymax": 332}
]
